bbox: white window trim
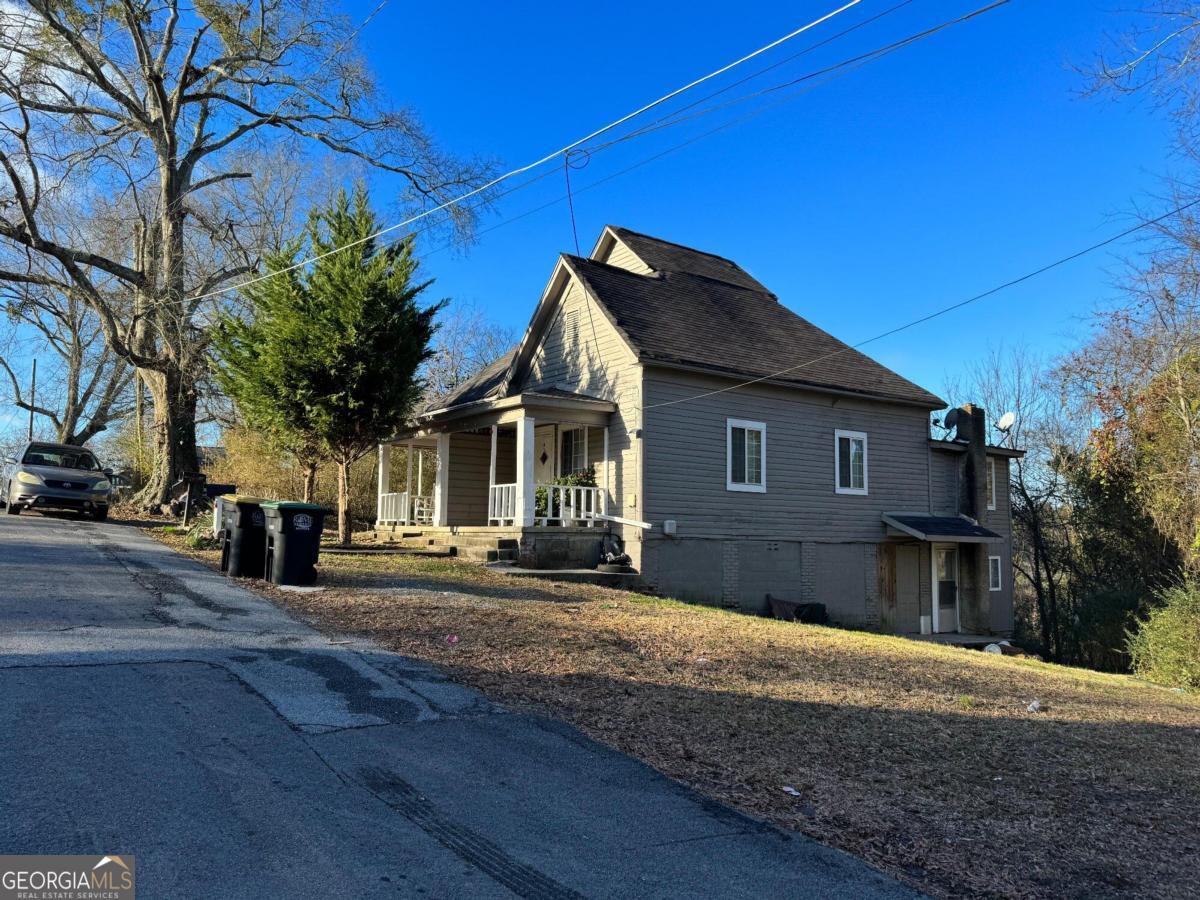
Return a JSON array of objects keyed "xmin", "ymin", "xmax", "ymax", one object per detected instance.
[
  {"xmin": 559, "ymin": 425, "xmax": 588, "ymax": 476},
  {"xmin": 987, "ymin": 458, "xmax": 997, "ymax": 510},
  {"xmin": 834, "ymin": 429, "xmax": 869, "ymax": 496},
  {"xmin": 726, "ymin": 418, "xmax": 766, "ymax": 493},
  {"xmin": 988, "ymin": 555, "xmax": 1003, "ymax": 592}
]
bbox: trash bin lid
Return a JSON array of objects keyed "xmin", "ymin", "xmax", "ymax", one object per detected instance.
[{"xmin": 259, "ymin": 500, "xmax": 328, "ymax": 511}]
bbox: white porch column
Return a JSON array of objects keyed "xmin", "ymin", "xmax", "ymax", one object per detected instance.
[
  {"xmin": 515, "ymin": 415, "xmax": 536, "ymax": 527},
  {"xmin": 376, "ymin": 444, "xmax": 391, "ymax": 524},
  {"xmin": 416, "ymin": 449, "xmax": 424, "ymax": 496},
  {"xmin": 404, "ymin": 441, "xmax": 414, "ymax": 525},
  {"xmin": 488, "ymin": 425, "xmax": 498, "ymax": 488},
  {"xmin": 433, "ymin": 433, "xmax": 451, "ymax": 527},
  {"xmin": 602, "ymin": 426, "xmax": 610, "ymax": 516}
]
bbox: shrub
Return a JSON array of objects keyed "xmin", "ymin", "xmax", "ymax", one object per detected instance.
[
  {"xmin": 185, "ymin": 511, "xmax": 221, "ymax": 550},
  {"xmin": 535, "ymin": 465, "xmax": 596, "ymax": 518},
  {"xmin": 1128, "ymin": 582, "xmax": 1200, "ymax": 691}
]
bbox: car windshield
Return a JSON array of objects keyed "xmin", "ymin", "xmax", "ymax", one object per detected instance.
[{"xmin": 22, "ymin": 445, "xmax": 101, "ymax": 471}]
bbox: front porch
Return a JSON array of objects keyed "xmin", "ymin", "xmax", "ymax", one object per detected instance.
[{"xmin": 376, "ymin": 391, "xmax": 625, "ymax": 569}]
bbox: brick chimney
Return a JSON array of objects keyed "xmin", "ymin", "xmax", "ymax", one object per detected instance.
[
  {"xmin": 955, "ymin": 403, "xmax": 988, "ymax": 521},
  {"xmin": 955, "ymin": 402, "xmax": 991, "ymax": 633}
]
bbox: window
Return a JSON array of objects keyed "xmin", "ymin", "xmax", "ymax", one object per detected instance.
[
  {"xmin": 22, "ymin": 444, "xmax": 100, "ymax": 471},
  {"xmin": 986, "ymin": 458, "xmax": 997, "ymax": 510},
  {"xmin": 988, "ymin": 555, "xmax": 1003, "ymax": 592},
  {"xmin": 560, "ymin": 427, "xmax": 588, "ymax": 475},
  {"xmin": 834, "ymin": 430, "xmax": 868, "ymax": 495},
  {"xmin": 727, "ymin": 419, "xmax": 766, "ymax": 492}
]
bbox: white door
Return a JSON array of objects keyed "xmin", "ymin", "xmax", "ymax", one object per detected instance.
[
  {"xmin": 533, "ymin": 425, "xmax": 556, "ymax": 485},
  {"xmin": 933, "ymin": 545, "xmax": 960, "ymax": 633}
]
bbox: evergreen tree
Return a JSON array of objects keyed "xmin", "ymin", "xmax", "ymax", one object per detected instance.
[{"xmin": 214, "ymin": 186, "xmax": 442, "ymax": 543}]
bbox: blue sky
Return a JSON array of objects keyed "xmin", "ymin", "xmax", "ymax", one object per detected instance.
[
  {"xmin": 0, "ymin": 1, "xmax": 1174, "ymax": 439},
  {"xmin": 349, "ymin": 0, "xmax": 1171, "ymax": 400}
]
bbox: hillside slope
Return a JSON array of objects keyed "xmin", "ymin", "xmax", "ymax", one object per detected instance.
[{"xmin": 154, "ymin": 535, "xmax": 1200, "ymax": 898}]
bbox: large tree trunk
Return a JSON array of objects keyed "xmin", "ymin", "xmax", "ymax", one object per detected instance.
[
  {"xmin": 301, "ymin": 461, "xmax": 318, "ymax": 504},
  {"xmin": 137, "ymin": 366, "xmax": 200, "ymax": 510},
  {"xmin": 336, "ymin": 457, "xmax": 351, "ymax": 546}
]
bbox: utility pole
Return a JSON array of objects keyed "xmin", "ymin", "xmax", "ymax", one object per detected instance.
[{"xmin": 27, "ymin": 358, "xmax": 36, "ymax": 441}]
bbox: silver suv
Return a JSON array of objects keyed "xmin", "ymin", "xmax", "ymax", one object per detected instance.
[{"xmin": 3, "ymin": 442, "xmax": 113, "ymax": 520}]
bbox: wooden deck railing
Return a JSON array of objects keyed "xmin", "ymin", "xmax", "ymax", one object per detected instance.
[
  {"xmin": 378, "ymin": 492, "xmax": 434, "ymax": 526},
  {"xmin": 537, "ymin": 484, "xmax": 605, "ymax": 526},
  {"xmin": 488, "ymin": 483, "xmax": 518, "ymax": 526}
]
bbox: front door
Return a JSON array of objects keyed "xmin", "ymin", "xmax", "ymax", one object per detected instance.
[
  {"xmin": 933, "ymin": 545, "xmax": 959, "ymax": 633},
  {"xmin": 533, "ymin": 425, "xmax": 556, "ymax": 485}
]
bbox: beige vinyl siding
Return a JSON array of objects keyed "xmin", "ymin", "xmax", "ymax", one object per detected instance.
[
  {"xmin": 641, "ymin": 368, "xmax": 931, "ymax": 541},
  {"xmin": 446, "ymin": 432, "xmax": 491, "ymax": 525},
  {"xmin": 446, "ymin": 430, "xmax": 519, "ymax": 525},
  {"xmin": 596, "ymin": 237, "xmax": 653, "ymax": 275},
  {"xmin": 514, "ymin": 274, "xmax": 645, "ymax": 553}
]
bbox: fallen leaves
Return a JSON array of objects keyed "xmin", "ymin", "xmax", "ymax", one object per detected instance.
[{"xmin": 147, "ymin": 526, "xmax": 1200, "ymax": 899}]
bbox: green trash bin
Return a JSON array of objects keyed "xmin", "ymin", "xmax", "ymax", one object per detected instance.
[
  {"xmin": 218, "ymin": 495, "xmax": 268, "ymax": 578},
  {"xmin": 260, "ymin": 500, "xmax": 329, "ymax": 586}
]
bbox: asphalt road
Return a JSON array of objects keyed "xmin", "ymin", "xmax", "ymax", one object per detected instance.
[{"xmin": 0, "ymin": 512, "xmax": 918, "ymax": 899}]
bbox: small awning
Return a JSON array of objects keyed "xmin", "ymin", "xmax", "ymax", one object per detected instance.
[{"xmin": 882, "ymin": 513, "xmax": 1003, "ymax": 543}]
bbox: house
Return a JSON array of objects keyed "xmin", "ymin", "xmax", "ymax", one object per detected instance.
[{"xmin": 378, "ymin": 225, "xmax": 1023, "ymax": 636}]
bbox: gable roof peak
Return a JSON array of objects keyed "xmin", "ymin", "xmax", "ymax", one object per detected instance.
[{"xmin": 596, "ymin": 224, "xmax": 773, "ymax": 295}]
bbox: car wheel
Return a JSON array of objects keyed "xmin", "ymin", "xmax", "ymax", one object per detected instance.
[
  {"xmin": 5, "ymin": 487, "xmax": 19, "ymax": 515},
  {"xmin": 92, "ymin": 507, "xmax": 109, "ymax": 522}
]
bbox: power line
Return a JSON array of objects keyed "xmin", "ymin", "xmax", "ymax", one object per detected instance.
[
  {"xmin": 409, "ymin": 2, "xmax": 1009, "ymax": 265},
  {"xmin": 592, "ymin": 0, "xmax": 920, "ymax": 152},
  {"xmin": 593, "ymin": 0, "xmax": 1010, "ymax": 153},
  {"xmin": 644, "ymin": 198, "xmax": 1200, "ymax": 410},
  {"xmin": 187, "ymin": 0, "xmax": 866, "ymax": 304}
]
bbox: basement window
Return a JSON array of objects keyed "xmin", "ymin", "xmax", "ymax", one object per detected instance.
[
  {"xmin": 835, "ymin": 430, "xmax": 868, "ymax": 495},
  {"xmin": 989, "ymin": 556, "xmax": 1003, "ymax": 591},
  {"xmin": 727, "ymin": 419, "xmax": 766, "ymax": 492}
]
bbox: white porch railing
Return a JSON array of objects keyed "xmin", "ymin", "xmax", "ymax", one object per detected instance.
[
  {"xmin": 378, "ymin": 491, "xmax": 434, "ymax": 526},
  {"xmin": 537, "ymin": 483, "xmax": 605, "ymax": 526},
  {"xmin": 489, "ymin": 483, "xmax": 518, "ymax": 526}
]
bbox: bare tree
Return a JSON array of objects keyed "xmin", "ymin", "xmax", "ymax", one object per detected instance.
[
  {"xmin": 422, "ymin": 302, "xmax": 515, "ymax": 406},
  {"xmin": 943, "ymin": 343, "xmax": 1074, "ymax": 658},
  {"xmin": 0, "ymin": 282, "xmax": 133, "ymax": 445},
  {"xmin": 0, "ymin": 1, "xmax": 491, "ymax": 507}
]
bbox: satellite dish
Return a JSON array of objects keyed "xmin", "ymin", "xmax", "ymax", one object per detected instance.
[
  {"xmin": 996, "ymin": 411, "xmax": 1016, "ymax": 432},
  {"xmin": 943, "ymin": 408, "xmax": 961, "ymax": 437}
]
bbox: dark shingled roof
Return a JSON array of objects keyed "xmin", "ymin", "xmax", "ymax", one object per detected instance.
[
  {"xmin": 424, "ymin": 350, "xmax": 513, "ymax": 412},
  {"xmin": 564, "ymin": 250, "xmax": 944, "ymax": 407},
  {"xmin": 608, "ymin": 226, "xmax": 772, "ymax": 293},
  {"xmin": 883, "ymin": 513, "xmax": 1003, "ymax": 542}
]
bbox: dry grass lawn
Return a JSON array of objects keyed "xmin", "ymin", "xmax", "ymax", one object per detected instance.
[{"xmin": 148, "ymin": 526, "xmax": 1200, "ymax": 899}]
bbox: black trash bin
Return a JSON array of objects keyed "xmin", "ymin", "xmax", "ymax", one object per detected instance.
[
  {"xmin": 261, "ymin": 500, "xmax": 329, "ymax": 586},
  {"xmin": 218, "ymin": 495, "xmax": 268, "ymax": 578}
]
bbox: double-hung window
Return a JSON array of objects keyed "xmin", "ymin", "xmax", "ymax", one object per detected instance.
[
  {"xmin": 986, "ymin": 458, "xmax": 997, "ymax": 510},
  {"xmin": 988, "ymin": 556, "xmax": 1003, "ymax": 592},
  {"xmin": 727, "ymin": 419, "xmax": 766, "ymax": 492},
  {"xmin": 560, "ymin": 427, "xmax": 588, "ymax": 476},
  {"xmin": 835, "ymin": 430, "xmax": 868, "ymax": 495}
]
